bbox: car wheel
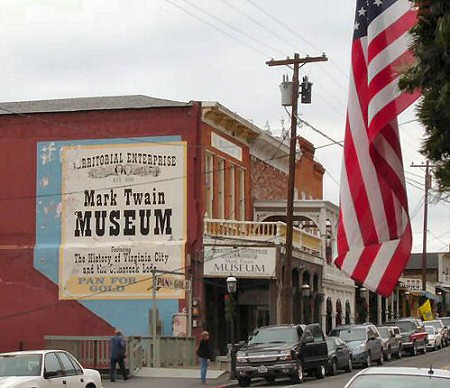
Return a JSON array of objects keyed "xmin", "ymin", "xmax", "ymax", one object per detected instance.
[
  {"xmin": 365, "ymin": 352, "xmax": 372, "ymax": 367},
  {"xmin": 345, "ymin": 357, "xmax": 353, "ymax": 373},
  {"xmin": 290, "ymin": 362, "xmax": 304, "ymax": 384},
  {"xmin": 238, "ymin": 377, "xmax": 251, "ymax": 387},
  {"xmin": 316, "ymin": 364, "xmax": 326, "ymax": 379},
  {"xmin": 328, "ymin": 358, "xmax": 337, "ymax": 376}
]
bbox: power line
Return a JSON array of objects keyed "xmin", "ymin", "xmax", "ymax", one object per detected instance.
[
  {"xmin": 0, "ymin": 227, "xmax": 290, "ymax": 322},
  {"xmin": 163, "ymin": 0, "xmax": 268, "ymax": 57},
  {"xmin": 221, "ymin": 0, "xmax": 302, "ymax": 53},
  {"xmin": 243, "ymin": 0, "xmax": 350, "ymax": 85}
]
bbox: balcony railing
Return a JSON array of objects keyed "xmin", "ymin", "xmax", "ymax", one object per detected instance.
[{"xmin": 204, "ymin": 218, "xmax": 322, "ymax": 256}]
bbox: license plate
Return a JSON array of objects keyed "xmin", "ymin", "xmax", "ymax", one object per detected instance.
[{"xmin": 257, "ymin": 366, "xmax": 268, "ymax": 373}]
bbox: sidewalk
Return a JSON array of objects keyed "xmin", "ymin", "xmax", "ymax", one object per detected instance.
[{"xmin": 134, "ymin": 367, "xmax": 238, "ymax": 388}]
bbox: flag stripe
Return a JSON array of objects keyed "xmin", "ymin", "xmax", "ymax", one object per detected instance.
[
  {"xmin": 368, "ymin": 10, "xmax": 416, "ymax": 64},
  {"xmin": 348, "ymin": 67, "xmax": 391, "ymax": 243},
  {"xmin": 369, "ymin": 50, "xmax": 415, "ymax": 102},
  {"xmin": 376, "ymin": 221, "xmax": 412, "ymax": 295},
  {"xmin": 370, "ymin": 88, "xmax": 421, "ymax": 137},
  {"xmin": 369, "ymin": 0, "xmax": 413, "ymax": 39}
]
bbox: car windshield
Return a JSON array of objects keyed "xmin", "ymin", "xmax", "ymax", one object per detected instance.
[
  {"xmin": 248, "ymin": 327, "xmax": 300, "ymax": 345},
  {"xmin": 440, "ymin": 317, "xmax": 450, "ymax": 327},
  {"xmin": 426, "ymin": 326, "xmax": 435, "ymax": 335},
  {"xmin": 377, "ymin": 327, "xmax": 389, "ymax": 338},
  {"xmin": 427, "ymin": 321, "xmax": 441, "ymax": 330},
  {"xmin": 0, "ymin": 354, "xmax": 42, "ymax": 377},
  {"xmin": 395, "ymin": 321, "xmax": 414, "ymax": 332},
  {"xmin": 332, "ymin": 328, "xmax": 366, "ymax": 342},
  {"xmin": 347, "ymin": 374, "xmax": 450, "ymax": 387}
]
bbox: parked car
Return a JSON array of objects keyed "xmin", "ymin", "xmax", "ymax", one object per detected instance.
[
  {"xmin": 426, "ymin": 319, "xmax": 448, "ymax": 347},
  {"xmin": 377, "ymin": 325, "xmax": 402, "ymax": 360},
  {"xmin": 0, "ymin": 349, "xmax": 103, "ymax": 388},
  {"xmin": 425, "ymin": 325, "xmax": 442, "ymax": 351},
  {"xmin": 235, "ymin": 323, "xmax": 328, "ymax": 386},
  {"xmin": 343, "ymin": 366, "xmax": 450, "ymax": 387},
  {"xmin": 392, "ymin": 318, "xmax": 427, "ymax": 356},
  {"xmin": 329, "ymin": 323, "xmax": 383, "ymax": 367},
  {"xmin": 325, "ymin": 336, "xmax": 352, "ymax": 375},
  {"xmin": 440, "ymin": 316, "xmax": 450, "ymax": 330}
]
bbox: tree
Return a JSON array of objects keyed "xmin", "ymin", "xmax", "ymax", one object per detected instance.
[{"xmin": 399, "ymin": 0, "xmax": 450, "ymax": 192}]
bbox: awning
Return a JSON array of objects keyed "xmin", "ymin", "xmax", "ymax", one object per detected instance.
[{"xmin": 411, "ymin": 290, "xmax": 442, "ymax": 302}]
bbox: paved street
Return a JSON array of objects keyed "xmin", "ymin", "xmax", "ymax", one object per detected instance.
[{"xmin": 103, "ymin": 346, "xmax": 450, "ymax": 388}]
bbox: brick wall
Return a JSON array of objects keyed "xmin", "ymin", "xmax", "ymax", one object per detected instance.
[{"xmin": 251, "ymin": 156, "xmax": 288, "ymax": 201}]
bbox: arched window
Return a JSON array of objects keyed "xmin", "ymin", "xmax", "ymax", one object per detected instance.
[
  {"xmin": 326, "ymin": 297, "xmax": 333, "ymax": 335},
  {"xmin": 336, "ymin": 299, "xmax": 342, "ymax": 326},
  {"xmin": 345, "ymin": 300, "xmax": 351, "ymax": 324}
]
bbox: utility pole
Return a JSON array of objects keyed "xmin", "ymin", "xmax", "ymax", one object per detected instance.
[
  {"xmin": 151, "ymin": 269, "xmax": 159, "ymax": 367},
  {"xmin": 411, "ymin": 161, "xmax": 431, "ymax": 291},
  {"xmin": 266, "ymin": 53, "xmax": 327, "ymax": 323}
]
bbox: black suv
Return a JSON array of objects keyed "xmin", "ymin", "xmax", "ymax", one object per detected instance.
[{"xmin": 235, "ymin": 323, "xmax": 328, "ymax": 386}]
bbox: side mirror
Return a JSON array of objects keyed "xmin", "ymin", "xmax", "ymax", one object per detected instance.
[
  {"xmin": 44, "ymin": 371, "xmax": 59, "ymax": 379},
  {"xmin": 303, "ymin": 335, "xmax": 314, "ymax": 344}
]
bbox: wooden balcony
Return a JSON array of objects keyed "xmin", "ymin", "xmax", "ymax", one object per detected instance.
[{"xmin": 204, "ymin": 218, "xmax": 322, "ymax": 256}]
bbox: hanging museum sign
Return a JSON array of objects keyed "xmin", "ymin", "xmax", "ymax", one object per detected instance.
[
  {"xmin": 203, "ymin": 246, "xmax": 276, "ymax": 278},
  {"xmin": 38, "ymin": 139, "xmax": 187, "ymax": 300}
]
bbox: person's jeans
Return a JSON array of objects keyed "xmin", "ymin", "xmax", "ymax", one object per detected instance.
[
  {"xmin": 199, "ymin": 357, "xmax": 208, "ymax": 383},
  {"xmin": 110, "ymin": 356, "xmax": 128, "ymax": 381}
]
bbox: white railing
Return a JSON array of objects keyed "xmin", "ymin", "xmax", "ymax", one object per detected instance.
[
  {"xmin": 204, "ymin": 218, "xmax": 322, "ymax": 256},
  {"xmin": 442, "ymin": 274, "xmax": 450, "ymax": 284},
  {"xmin": 45, "ymin": 335, "xmax": 196, "ymax": 373},
  {"xmin": 323, "ymin": 263, "xmax": 355, "ymax": 286}
]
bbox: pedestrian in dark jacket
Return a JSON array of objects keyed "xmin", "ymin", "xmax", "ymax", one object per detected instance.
[
  {"xmin": 110, "ymin": 329, "xmax": 128, "ymax": 382},
  {"xmin": 196, "ymin": 331, "xmax": 212, "ymax": 384}
]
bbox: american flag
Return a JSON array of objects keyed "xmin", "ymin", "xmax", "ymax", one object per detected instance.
[{"xmin": 334, "ymin": 0, "xmax": 420, "ymax": 297}]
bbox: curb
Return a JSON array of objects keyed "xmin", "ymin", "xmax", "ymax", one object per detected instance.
[{"xmin": 210, "ymin": 381, "xmax": 238, "ymax": 388}]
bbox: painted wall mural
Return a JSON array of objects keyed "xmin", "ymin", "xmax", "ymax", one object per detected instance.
[{"xmin": 35, "ymin": 136, "xmax": 186, "ymax": 333}]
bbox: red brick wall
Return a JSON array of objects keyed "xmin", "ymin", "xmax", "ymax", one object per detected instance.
[
  {"xmin": 250, "ymin": 137, "xmax": 324, "ymax": 204},
  {"xmin": 0, "ymin": 103, "xmax": 204, "ymax": 351},
  {"xmin": 251, "ymin": 157, "xmax": 288, "ymax": 202},
  {"xmin": 296, "ymin": 138, "xmax": 324, "ymax": 199}
]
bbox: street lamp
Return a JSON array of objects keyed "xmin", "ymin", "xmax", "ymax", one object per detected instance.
[
  {"xmin": 227, "ymin": 276, "xmax": 237, "ymax": 294},
  {"xmin": 301, "ymin": 284, "xmax": 311, "ymax": 323},
  {"xmin": 226, "ymin": 276, "xmax": 237, "ymax": 379},
  {"xmin": 301, "ymin": 283, "xmax": 311, "ymax": 297}
]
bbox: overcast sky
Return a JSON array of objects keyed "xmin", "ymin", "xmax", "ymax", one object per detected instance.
[{"xmin": 1, "ymin": 0, "xmax": 448, "ymax": 253}]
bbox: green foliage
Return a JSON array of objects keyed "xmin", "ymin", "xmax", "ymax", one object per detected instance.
[{"xmin": 399, "ymin": 1, "xmax": 450, "ymax": 192}]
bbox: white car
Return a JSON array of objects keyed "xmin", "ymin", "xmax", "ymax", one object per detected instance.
[
  {"xmin": 344, "ymin": 367, "xmax": 450, "ymax": 387},
  {"xmin": 425, "ymin": 325, "xmax": 443, "ymax": 350},
  {"xmin": 0, "ymin": 350, "xmax": 103, "ymax": 388}
]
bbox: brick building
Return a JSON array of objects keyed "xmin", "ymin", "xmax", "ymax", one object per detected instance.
[{"xmin": 0, "ymin": 95, "xmax": 349, "ymax": 354}]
